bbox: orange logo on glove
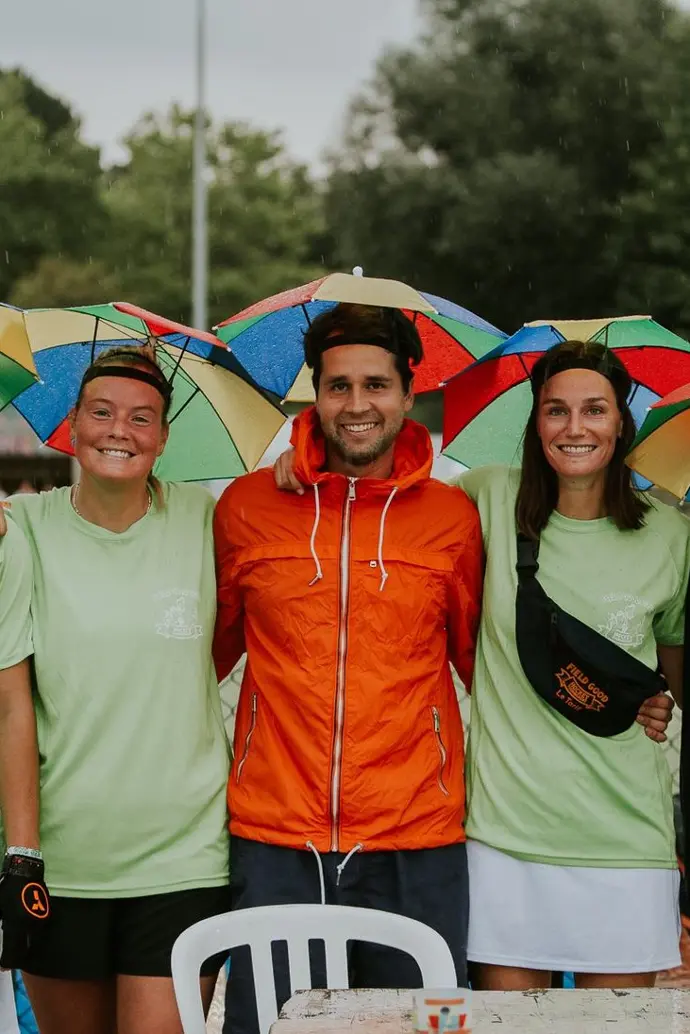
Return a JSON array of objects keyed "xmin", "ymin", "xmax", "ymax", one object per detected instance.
[{"xmin": 21, "ymin": 883, "xmax": 50, "ymax": 919}]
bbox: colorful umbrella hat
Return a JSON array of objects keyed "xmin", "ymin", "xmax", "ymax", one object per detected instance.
[
  {"xmin": 0, "ymin": 305, "xmax": 40, "ymax": 408},
  {"xmin": 442, "ymin": 316, "xmax": 690, "ymax": 468},
  {"xmin": 12, "ymin": 302, "xmax": 285, "ymax": 482},
  {"xmin": 626, "ymin": 384, "xmax": 690, "ymax": 500},
  {"xmin": 215, "ymin": 270, "xmax": 506, "ymax": 402}
]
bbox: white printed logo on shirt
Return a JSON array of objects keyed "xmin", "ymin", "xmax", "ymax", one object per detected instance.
[
  {"xmin": 154, "ymin": 589, "xmax": 203, "ymax": 640},
  {"xmin": 598, "ymin": 593, "xmax": 649, "ymax": 648}
]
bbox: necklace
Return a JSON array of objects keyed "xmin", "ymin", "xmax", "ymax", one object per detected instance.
[{"xmin": 71, "ymin": 486, "xmax": 152, "ymax": 523}]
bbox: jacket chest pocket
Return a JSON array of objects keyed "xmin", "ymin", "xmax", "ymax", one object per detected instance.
[{"xmin": 351, "ymin": 549, "xmax": 452, "ymax": 632}]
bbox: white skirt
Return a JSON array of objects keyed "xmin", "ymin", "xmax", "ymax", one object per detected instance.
[{"xmin": 467, "ymin": 839, "xmax": 681, "ymax": 973}]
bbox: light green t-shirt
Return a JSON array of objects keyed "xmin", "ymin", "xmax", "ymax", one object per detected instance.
[
  {"xmin": 0, "ymin": 519, "xmax": 33, "ymax": 669},
  {"xmin": 454, "ymin": 465, "xmax": 690, "ymax": 868},
  {"xmin": 9, "ymin": 484, "xmax": 230, "ymax": 897}
]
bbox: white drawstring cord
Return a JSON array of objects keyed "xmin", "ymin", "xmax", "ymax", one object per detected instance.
[
  {"xmin": 306, "ymin": 841, "xmax": 326, "ymax": 904},
  {"xmin": 335, "ymin": 843, "xmax": 363, "ymax": 886},
  {"xmin": 308, "ymin": 484, "xmax": 323, "ymax": 586},
  {"xmin": 377, "ymin": 488, "xmax": 398, "ymax": 591}
]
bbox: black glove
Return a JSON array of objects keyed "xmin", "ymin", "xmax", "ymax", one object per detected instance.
[{"xmin": 0, "ymin": 852, "xmax": 51, "ymax": 969}]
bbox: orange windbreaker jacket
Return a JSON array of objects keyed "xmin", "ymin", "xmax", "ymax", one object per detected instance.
[{"xmin": 213, "ymin": 408, "xmax": 484, "ymax": 853}]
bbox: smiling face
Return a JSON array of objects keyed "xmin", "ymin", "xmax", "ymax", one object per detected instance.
[
  {"xmin": 537, "ymin": 368, "xmax": 623, "ymax": 483},
  {"xmin": 315, "ymin": 344, "xmax": 414, "ymax": 474},
  {"xmin": 71, "ymin": 373, "xmax": 169, "ymax": 485}
]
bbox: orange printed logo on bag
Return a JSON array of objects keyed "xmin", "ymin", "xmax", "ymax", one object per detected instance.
[
  {"xmin": 21, "ymin": 883, "xmax": 50, "ymax": 919},
  {"xmin": 555, "ymin": 663, "xmax": 609, "ymax": 713}
]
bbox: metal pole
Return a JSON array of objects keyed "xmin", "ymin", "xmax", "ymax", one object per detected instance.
[{"xmin": 192, "ymin": 0, "xmax": 208, "ymax": 329}]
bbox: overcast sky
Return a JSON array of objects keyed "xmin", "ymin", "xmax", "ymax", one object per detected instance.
[{"xmin": 4, "ymin": 0, "xmax": 421, "ymax": 165}]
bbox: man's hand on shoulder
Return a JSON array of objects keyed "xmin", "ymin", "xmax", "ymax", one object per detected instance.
[{"xmin": 636, "ymin": 691, "xmax": 673, "ymax": 742}]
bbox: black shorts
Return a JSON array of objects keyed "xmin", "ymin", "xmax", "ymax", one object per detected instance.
[{"xmin": 22, "ymin": 885, "xmax": 231, "ymax": 980}]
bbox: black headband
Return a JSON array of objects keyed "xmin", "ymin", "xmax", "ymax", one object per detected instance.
[
  {"xmin": 320, "ymin": 333, "xmax": 399, "ymax": 355},
  {"xmin": 81, "ymin": 365, "xmax": 172, "ymax": 401},
  {"xmin": 531, "ymin": 350, "xmax": 629, "ymax": 402}
]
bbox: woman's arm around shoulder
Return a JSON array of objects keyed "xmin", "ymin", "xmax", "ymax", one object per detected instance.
[
  {"xmin": 651, "ymin": 502, "xmax": 690, "ymax": 708},
  {"xmin": 0, "ymin": 519, "xmax": 39, "ymax": 850}
]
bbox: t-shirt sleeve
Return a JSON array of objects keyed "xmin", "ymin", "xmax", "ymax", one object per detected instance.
[
  {"xmin": 653, "ymin": 514, "xmax": 690, "ymax": 646},
  {"xmin": 0, "ymin": 519, "xmax": 33, "ymax": 668}
]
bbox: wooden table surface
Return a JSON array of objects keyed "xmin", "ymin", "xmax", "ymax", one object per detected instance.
[{"xmin": 271, "ymin": 987, "xmax": 690, "ymax": 1033}]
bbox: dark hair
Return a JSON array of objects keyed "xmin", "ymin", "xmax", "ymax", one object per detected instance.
[
  {"xmin": 515, "ymin": 340, "xmax": 649, "ymax": 539},
  {"xmin": 76, "ymin": 346, "xmax": 172, "ymax": 422},
  {"xmin": 303, "ymin": 303, "xmax": 424, "ymax": 392}
]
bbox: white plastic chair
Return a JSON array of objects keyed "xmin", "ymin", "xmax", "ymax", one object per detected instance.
[{"xmin": 171, "ymin": 903, "xmax": 458, "ymax": 1034}]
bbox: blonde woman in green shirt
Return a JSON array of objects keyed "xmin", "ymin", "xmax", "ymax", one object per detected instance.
[
  {"xmin": 457, "ymin": 341, "xmax": 688, "ymax": 991},
  {"xmin": 7, "ymin": 348, "xmax": 230, "ymax": 1034}
]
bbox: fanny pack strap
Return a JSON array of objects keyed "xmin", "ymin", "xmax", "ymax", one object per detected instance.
[{"xmin": 516, "ymin": 532, "xmax": 540, "ymax": 582}]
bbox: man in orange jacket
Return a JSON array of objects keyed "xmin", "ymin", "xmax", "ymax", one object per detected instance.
[{"xmin": 214, "ymin": 303, "xmax": 484, "ymax": 1032}]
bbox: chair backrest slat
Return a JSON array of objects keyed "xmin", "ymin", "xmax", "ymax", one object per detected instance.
[
  {"xmin": 323, "ymin": 937, "xmax": 349, "ymax": 989},
  {"xmin": 172, "ymin": 903, "xmax": 458, "ymax": 1034},
  {"xmin": 287, "ymin": 938, "xmax": 313, "ymax": 992},
  {"xmin": 252, "ymin": 942, "xmax": 280, "ymax": 1034}
]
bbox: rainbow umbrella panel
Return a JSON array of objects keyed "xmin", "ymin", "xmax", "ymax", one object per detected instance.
[
  {"xmin": 11, "ymin": 302, "xmax": 285, "ymax": 481},
  {"xmin": 215, "ymin": 271, "xmax": 506, "ymax": 402},
  {"xmin": 0, "ymin": 305, "xmax": 40, "ymax": 407},
  {"xmin": 627, "ymin": 384, "xmax": 690, "ymax": 500},
  {"xmin": 443, "ymin": 316, "xmax": 690, "ymax": 468}
]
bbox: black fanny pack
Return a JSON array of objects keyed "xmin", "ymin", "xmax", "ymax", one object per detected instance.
[{"xmin": 515, "ymin": 533, "xmax": 664, "ymax": 737}]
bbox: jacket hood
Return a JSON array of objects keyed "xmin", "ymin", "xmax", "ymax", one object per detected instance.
[{"xmin": 290, "ymin": 406, "xmax": 433, "ymax": 494}]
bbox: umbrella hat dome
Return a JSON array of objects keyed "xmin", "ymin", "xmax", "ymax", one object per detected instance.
[
  {"xmin": 215, "ymin": 271, "xmax": 506, "ymax": 401},
  {"xmin": 443, "ymin": 315, "xmax": 690, "ymax": 469},
  {"xmin": 11, "ymin": 302, "xmax": 285, "ymax": 481}
]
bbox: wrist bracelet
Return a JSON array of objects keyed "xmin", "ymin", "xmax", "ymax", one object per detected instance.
[{"xmin": 5, "ymin": 846, "xmax": 42, "ymax": 860}]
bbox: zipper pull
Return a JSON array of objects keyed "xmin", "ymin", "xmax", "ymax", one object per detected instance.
[
  {"xmin": 348, "ymin": 478, "xmax": 357, "ymax": 500},
  {"xmin": 432, "ymin": 706, "xmax": 440, "ymax": 732},
  {"xmin": 250, "ymin": 693, "xmax": 257, "ymax": 715}
]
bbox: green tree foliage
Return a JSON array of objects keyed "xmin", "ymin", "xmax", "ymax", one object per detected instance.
[
  {"xmin": 102, "ymin": 107, "xmax": 324, "ymax": 327},
  {"xmin": 325, "ymin": 0, "xmax": 685, "ymax": 332},
  {"xmin": 10, "ymin": 257, "xmax": 120, "ymax": 309},
  {"xmin": 613, "ymin": 26, "xmax": 690, "ymax": 335},
  {"xmin": 0, "ymin": 70, "xmax": 106, "ymax": 303},
  {"xmin": 1, "ymin": 77, "xmax": 324, "ymax": 327}
]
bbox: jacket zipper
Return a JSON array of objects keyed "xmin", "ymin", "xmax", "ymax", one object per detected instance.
[
  {"xmin": 236, "ymin": 693, "xmax": 257, "ymax": 783},
  {"xmin": 331, "ymin": 476, "xmax": 356, "ymax": 851},
  {"xmin": 432, "ymin": 706, "xmax": 450, "ymax": 797}
]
